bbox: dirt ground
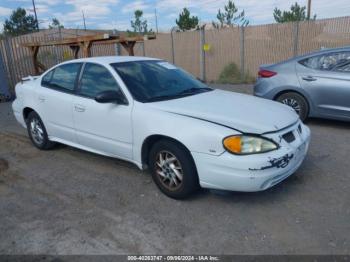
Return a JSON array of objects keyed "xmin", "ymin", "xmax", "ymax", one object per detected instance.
[{"xmin": 0, "ymin": 84, "xmax": 349, "ymax": 255}]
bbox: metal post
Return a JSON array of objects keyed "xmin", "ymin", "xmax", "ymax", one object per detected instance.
[
  {"xmin": 115, "ymin": 43, "xmax": 121, "ymax": 56},
  {"xmin": 82, "ymin": 10, "xmax": 87, "ymax": 31},
  {"xmin": 154, "ymin": 9, "xmax": 159, "ymax": 34},
  {"xmin": 199, "ymin": 26, "xmax": 206, "ymax": 82},
  {"xmin": 239, "ymin": 26, "xmax": 245, "ymax": 81},
  {"xmin": 293, "ymin": 21, "xmax": 299, "ymax": 57},
  {"xmin": 170, "ymin": 29, "xmax": 175, "ymax": 64}
]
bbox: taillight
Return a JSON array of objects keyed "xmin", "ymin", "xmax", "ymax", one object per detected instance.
[{"xmin": 258, "ymin": 69, "xmax": 277, "ymax": 78}]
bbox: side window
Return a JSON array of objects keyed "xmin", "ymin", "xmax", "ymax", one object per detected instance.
[
  {"xmin": 42, "ymin": 63, "xmax": 81, "ymax": 92},
  {"xmin": 41, "ymin": 70, "xmax": 53, "ymax": 86},
  {"xmin": 337, "ymin": 63, "xmax": 350, "ymax": 72},
  {"xmin": 79, "ymin": 63, "xmax": 121, "ymax": 98},
  {"xmin": 299, "ymin": 52, "xmax": 350, "ymax": 71}
]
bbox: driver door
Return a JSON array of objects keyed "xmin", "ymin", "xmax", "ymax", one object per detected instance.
[{"xmin": 72, "ymin": 62, "xmax": 133, "ymax": 160}]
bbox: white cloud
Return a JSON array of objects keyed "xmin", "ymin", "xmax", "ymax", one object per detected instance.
[
  {"xmin": 0, "ymin": 6, "xmax": 12, "ymax": 17},
  {"xmin": 36, "ymin": 0, "xmax": 60, "ymax": 6},
  {"xmin": 122, "ymin": 1, "xmax": 149, "ymax": 13},
  {"xmin": 36, "ymin": 4, "xmax": 50, "ymax": 13},
  {"xmin": 143, "ymin": 12, "xmax": 154, "ymax": 19},
  {"xmin": 51, "ymin": 0, "xmax": 119, "ymax": 27},
  {"xmin": 96, "ymin": 20, "xmax": 130, "ymax": 30}
]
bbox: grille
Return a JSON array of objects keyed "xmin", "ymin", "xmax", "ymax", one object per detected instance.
[{"xmin": 282, "ymin": 131, "xmax": 295, "ymax": 143}]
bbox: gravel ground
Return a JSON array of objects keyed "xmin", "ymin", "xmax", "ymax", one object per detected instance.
[{"xmin": 0, "ymin": 84, "xmax": 349, "ymax": 255}]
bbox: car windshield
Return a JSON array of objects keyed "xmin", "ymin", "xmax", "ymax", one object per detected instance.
[{"xmin": 111, "ymin": 60, "xmax": 212, "ymax": 102}]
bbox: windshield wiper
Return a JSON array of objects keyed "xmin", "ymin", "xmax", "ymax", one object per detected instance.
[
  {"xmin": 146, "ymin": 94, "xmax": 189, "ymax": 102},
  {"xmin": 145, "ymin": 87, "xmax": 212, "ymax": 103},
  {"xmin": 177, "ymin": 87, "xmax": 212, "ymax": 95}
]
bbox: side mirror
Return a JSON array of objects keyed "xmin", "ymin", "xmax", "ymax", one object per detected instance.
[{"xmin": 95, "ymin": 90, "xmax": 128, "ymax": 105}]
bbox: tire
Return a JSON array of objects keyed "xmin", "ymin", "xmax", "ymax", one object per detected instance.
[
  {"xmin": 276, "ymin": 92, "xmax": 309, "ymax": 121},
  {"xmin": 26, "ymin": 111, "xmax": 56, "ymax": 150},
  {"xmin": 149, "ymin": 139, "xmax": 199, "ymax": 199}
]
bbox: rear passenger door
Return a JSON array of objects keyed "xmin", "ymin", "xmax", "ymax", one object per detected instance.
[
  {"xmin": 296, "ymin": 51, "xmax": 350, "ymax": 118},
  {"xmin": 39, "ymin": 63, "xmax": 82, "ymax": 143},
  {"xmin": 72, "ymin": 62, "xmax": 133, "ymax": 160}
]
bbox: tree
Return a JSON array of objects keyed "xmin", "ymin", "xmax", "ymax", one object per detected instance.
[
  {"xmin": 3, "ymin": 8, "xmax": 38, "ymax": 36},
  {"xmin": 175, "ymin": 8, "xmax": 199, "ymax": 31},
  {"xmin": 212, "ymin": 0, "xmax": 249, "ymax": 29},
  {"xmin": 49, "ymin": 18, "xmax": 64, "ymax": 29},
  {"xmin": 130, "ymin": 10, "xmax": 151, "ymax": 34},
  {"xmin": 273, "ymin": 2, "xmax": 316, "ymax": 23}
]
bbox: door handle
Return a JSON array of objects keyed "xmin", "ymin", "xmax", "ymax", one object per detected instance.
[
  {"xmin": 38, "ymin": 96, "xmax": 45, "ymax": 102},
  {"xmin": 74, "ymin": 105, "xmax": 86, "ymax": 112},
  {"xmin": 302, "ymin": 76, "xmax": 317, "ymax": 82}
]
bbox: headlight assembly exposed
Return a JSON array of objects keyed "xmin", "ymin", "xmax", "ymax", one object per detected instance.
[{"xmin": 223, "ymin": 135, "xmax": 278, "ymax": 155}]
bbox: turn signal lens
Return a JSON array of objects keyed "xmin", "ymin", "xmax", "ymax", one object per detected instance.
[
  {"xmin": 223, "ymin": 136, "xmax": 242, "ymax": 154},
  {"xmin": 223, "ymin": 135, "xmax": 278, "ymax": 155}
]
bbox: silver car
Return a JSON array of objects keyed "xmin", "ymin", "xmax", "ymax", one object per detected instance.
[{"xmin": 254, "ymin": 47, "xmax": 350, "ymax": 121}]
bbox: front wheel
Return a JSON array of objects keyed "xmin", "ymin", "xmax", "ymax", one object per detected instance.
[
  {"xmin": 149, "ymin": 139, "xmax": 199, "ymax": 199},
  {"xmin": 276, "ymin": 92, "xmax": 309, "ymax": 121}
]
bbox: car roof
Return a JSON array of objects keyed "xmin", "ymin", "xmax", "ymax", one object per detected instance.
[
  {"xmin": 61, "ymin": 56, "xmax": 161, "ymax": 66},
  {"xmin": 266, "ymin": 46, "xmax": 350, "ymax": 67},
  {"xmin": 298, "ymin": 46, "xmax": 350, "ymax": 59}
]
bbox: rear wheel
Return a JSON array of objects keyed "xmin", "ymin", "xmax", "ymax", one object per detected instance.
[
  {"xmin": 149, "ymin": 139, "xmax": 199, "ymax": 199},
  {"xmin": 276, "ymin": 92, "xmax": 309, "ymax": 121},
  {"xmin": 26, "ymin": 111, "xmax": 56, "ymax": 150}
]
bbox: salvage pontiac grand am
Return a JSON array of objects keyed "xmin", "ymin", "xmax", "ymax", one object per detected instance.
[{"xmin": 12, "ymin": 56, "xmax": 310, "ymax": 199}]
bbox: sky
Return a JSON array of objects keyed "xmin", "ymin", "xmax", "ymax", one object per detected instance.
[{"xmin": 0, "ymin": 0, "xmax": 349, "ymax": 32}]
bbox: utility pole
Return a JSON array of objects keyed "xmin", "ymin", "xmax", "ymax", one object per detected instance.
[
  {"xmin": 307, "ymin": 0, "xmax": 311, "ymax": 20},
  {"xmin": 82, "ymin": 10, "xmax": 87, "ymax": 30},
  {"xmin": 32, "ymin": 0, "xmax": 39, "ymax": 30},
  {"xmin": 154, "ymin": 8, "xmax": 158, "ymax": 33}
]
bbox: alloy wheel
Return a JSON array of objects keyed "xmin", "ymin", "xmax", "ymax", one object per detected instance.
[
  {"xmin": 155, "ymin": 150, "xmax": 183, "ymax": 191},
  {"xmin": 282, "ymin": 98, "xmax": 301, "ymax": 114},
  {"xmin": 30, "ymin": 118, "xmax": 44, "ymax": 145}
]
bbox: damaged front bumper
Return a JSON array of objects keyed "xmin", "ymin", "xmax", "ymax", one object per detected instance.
[{"xmin": 192, "ymin": 121, "xmax": 310, "ymax": 192}]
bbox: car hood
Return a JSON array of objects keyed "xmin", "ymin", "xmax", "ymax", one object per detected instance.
[{"xmin": 149, "ymin": 89, "xmax": 299, "ymax": 134}]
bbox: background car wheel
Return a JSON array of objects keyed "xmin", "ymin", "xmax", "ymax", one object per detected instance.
[
  {"xmin": 26, "ymin": 111, "xmax": 56, "ymax": 150},
  {"xmin": 149, "ymin": 139, "xmax": 199, "ymax": 199},
  {"xmin": 276, "ymin": 92, "xmax": 309, "ymax": 121}
]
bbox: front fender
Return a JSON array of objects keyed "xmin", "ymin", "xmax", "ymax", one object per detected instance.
[{"xmin": 132, "ymin": 103, "xmax": 238, "ymax": 166}]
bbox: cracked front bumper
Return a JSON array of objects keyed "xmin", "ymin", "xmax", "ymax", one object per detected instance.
[{"xmin": 192, "ymin": 122, "xmax": 310, "ymax": 192}]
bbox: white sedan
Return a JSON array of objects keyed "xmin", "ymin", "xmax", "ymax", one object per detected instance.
[{"xmin": 12, "ymin": 56, "xmax": 310, "ymax": 199}]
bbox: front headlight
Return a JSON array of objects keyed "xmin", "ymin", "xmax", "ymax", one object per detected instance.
[{"xmin": 223, "ymin": 135, "xmax": 278, "ymax": 155}]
